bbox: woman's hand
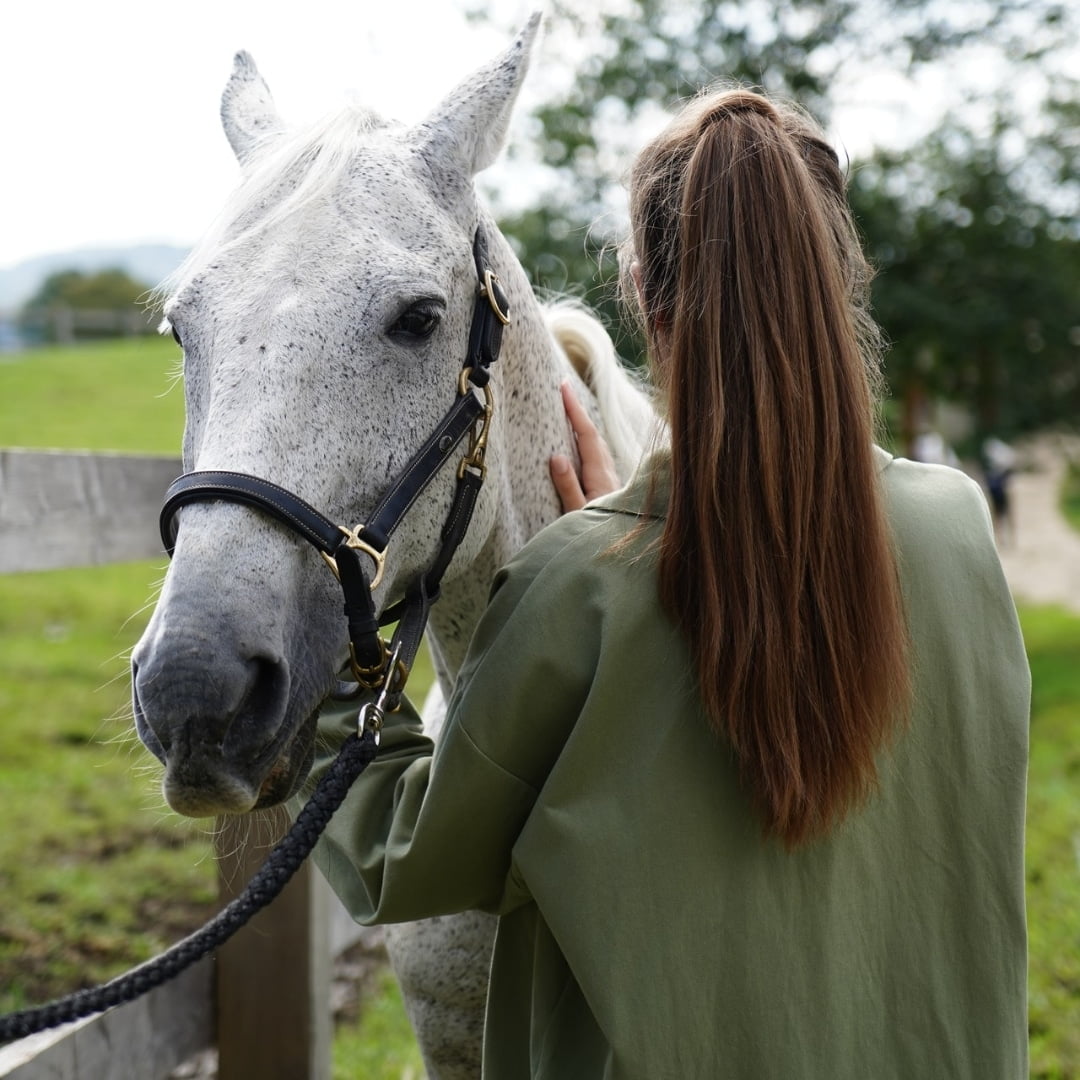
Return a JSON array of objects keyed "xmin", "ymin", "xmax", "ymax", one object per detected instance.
[{"xmin": 549, "ymin": 381, "xmax": 621, "ymax": 512}]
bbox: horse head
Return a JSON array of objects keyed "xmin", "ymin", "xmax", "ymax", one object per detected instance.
[{"xmin": 132, "ymin": 18, "xmax": 545, "ymax": 817}]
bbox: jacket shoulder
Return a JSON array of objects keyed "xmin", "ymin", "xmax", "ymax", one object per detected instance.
[
  {"xmin": 881, "ymin": 456, "xmax": 994, "ymax": 549},
  {"xmin": 487, "ymin": 506, "xmax": 641, "ymax": 613}
]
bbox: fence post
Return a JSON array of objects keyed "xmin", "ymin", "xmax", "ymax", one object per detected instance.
[
  {"xmin": 215, "ymin": 808, "xmax": 331, "ymax": 1080},
  {"xmin": 52, "ymin": 306, "xmax": 74, "ymax": 344}
]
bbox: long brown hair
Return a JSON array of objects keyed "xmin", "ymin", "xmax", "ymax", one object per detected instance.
[{"xmin": 625, "ymin": 89, "xmax": 910, "ymax": 848}]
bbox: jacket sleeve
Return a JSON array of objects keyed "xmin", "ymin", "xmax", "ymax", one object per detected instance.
[{"xmin": 293, "ymin": 517, "xmax": 607, "ymax": 924}]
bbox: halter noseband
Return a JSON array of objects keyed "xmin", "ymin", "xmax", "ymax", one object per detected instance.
[{"xmin": 158, "ymin": 228, "xmax": 510, "ymax": 717}]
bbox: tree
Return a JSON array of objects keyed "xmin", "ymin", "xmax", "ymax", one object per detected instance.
[
  {"xmin": 18, "ymin": 268, "xmax": 156, "ymax": 342},
  {"xmin": 850, "ymin": 122, "xmax": 1080, "ymax": 444},
  {"xmin": 473, "ymin": 0, "xmax": 1080, "ymax": 439}
]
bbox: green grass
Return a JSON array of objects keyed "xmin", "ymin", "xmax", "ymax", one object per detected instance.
[
  {"xmin": 0, "ymin": 336, "xmax": 184, "ymax": 452},
  {"xmin": 1021, "ymin": 606, "xmax": 1080, "ymax": 1077},
  {"xmin": 0, "ymin": 559, "xmax": 217, "ymax": 1010},
  {"xmin": 0, "ymin": 339, "xmax": 202, "ymax": 1010},
  {"xmin": 333, "ymin": 968, "xmax": 426, "ymax": 1079}
]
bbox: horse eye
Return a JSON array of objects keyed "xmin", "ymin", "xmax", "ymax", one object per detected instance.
[{"xmin": 389, "ymin": 302, "xmax": 442, "ymax": 342}]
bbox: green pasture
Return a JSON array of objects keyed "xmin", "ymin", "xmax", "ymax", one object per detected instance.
[
  {"xmin": 0, "ymin": 336, "xmax": 184, "ymax": 453},
  {"xmin": 1, "ymin": 340, "xmax": 1079, "ymax": 1077}
]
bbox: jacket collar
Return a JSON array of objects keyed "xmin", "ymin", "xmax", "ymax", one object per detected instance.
[
  {"xmin": 588, "ymin": 444, "xmax": 895, "ymax": 521},
  {"xmin": 589, "ymin": 450, "xmax": 671, "ymax": 520}
]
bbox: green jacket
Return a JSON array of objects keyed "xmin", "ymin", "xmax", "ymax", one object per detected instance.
[{"xmin": 303, "ymin": 449, "xmax": 1030, "ymax": 1079}]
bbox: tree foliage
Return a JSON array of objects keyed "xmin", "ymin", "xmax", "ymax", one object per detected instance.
[
  {"xmin": 21, "ymin": 267, "xmax": 150, "ymax": 314},
  {"xmin": 18, "ymin": 268, "xmax": 155, "ymax": 342},
  {"xmin": 850, "ymin": 126, "xmax": 1080, "ymax": 440},
  {"xmin": 476, "ymin": 0, "xmax": 1080, "ymax": 436}
]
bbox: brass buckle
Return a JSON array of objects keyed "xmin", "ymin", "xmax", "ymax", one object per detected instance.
[
  {"xmin": 347, "ymin": 637, "xmax": 390, "ymax": 690},
  {"xmin": 320, "ymin": 525, "xmax": 386, "ymax": 590},
  {"xmin": 349, "ymin": 638, "xmax": 409, "ymax": 695},
  {"xmin": 481, "ymin": 269, "xmax": 511, "ymax": 326}
]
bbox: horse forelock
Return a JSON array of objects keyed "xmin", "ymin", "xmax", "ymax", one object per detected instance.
[{"xmin": 156, "ymin": 104, "xmax": 413, "ymax": 305}]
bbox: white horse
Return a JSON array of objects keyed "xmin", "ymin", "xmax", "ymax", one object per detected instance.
[{"xmin": 132, "ymin": 16, "xmax": 654, "ymax": 1078}]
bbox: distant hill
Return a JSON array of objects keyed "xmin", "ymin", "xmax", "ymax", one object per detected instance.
[{"xmin": 0, "ymin": 244, "xmax": 190, "ymax": 312}]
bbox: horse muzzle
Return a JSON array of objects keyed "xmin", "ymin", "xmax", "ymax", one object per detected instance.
[{"xmin": 132, "ymin": 639, "xmax": 311, "ymax": 817}]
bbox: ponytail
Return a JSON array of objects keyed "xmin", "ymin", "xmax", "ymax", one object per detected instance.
[{"xmin": 626, "ymin": 90, "xmax": 909, "ymax": 848}]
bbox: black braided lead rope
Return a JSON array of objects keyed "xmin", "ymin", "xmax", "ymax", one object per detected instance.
[{"xmin": 0, "ymin": 729, "xmax": 377, "ymax": 1044}]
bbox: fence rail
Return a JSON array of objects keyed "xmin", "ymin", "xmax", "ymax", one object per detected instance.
[
  {"xmin": 16, "ymin": 306, "xmax": 157, "ymax": 344},
  {"xmin": 0, "ymin": 962, "xmax": 214, "ymax": 1080},
  {"xmin": 0, "ymin": 449, "xmax": 363, "ymax": 1080},
  {"xmin": 0, "ymin": 450, "xmax": 180, "ymax": 572}
]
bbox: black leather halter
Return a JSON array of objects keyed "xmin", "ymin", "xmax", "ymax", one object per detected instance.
[{"xmin": 159, "ymin": 228, "xmax": 510, "ymax": 712}]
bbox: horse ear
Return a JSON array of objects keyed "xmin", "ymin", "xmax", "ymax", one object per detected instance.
[
  {"xmin": 221, "ymin": 51, "xmax": 285, "ymax": 163},
  {"xmin": 413, "ymin": 12, "xmax": 542, "ymax": 179}
]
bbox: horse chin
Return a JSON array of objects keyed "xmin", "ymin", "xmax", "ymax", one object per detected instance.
[
  {"xmin": 162, "ymin": 710, "xmax": 319, "ymax": 819},
  {"xmin": 253, "ymin": 712, "xmax": 318, "ymax": 810}
]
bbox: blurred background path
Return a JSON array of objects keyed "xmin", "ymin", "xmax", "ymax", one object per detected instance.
[{"xmin": 994, "ymin": 435, "xmax": 1080, "ymax": 615}]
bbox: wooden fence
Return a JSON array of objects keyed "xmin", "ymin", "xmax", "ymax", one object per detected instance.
[
  {"xmin": 15, "ymin": 307, "xmax": 157, "ymax": 345},
  {"xmin": 0, "ymin": 449, "xmax": 368, "ymax": 1080}
]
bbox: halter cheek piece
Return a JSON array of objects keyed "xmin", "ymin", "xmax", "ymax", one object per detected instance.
[{"xmin": 158, "ymin": 228, "xmax": 510, "ymax": 726}]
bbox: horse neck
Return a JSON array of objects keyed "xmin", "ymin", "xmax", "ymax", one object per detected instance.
[{"xmin": 425, "ymin": 234, "xmax": 580, "ymax": 695}]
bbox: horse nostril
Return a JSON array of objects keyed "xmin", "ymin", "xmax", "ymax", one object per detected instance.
[
  {"xmin": 221, "ymin": 656, "xmax": 291, "ymax": 762},
  {"xmin": 131, "ymin": 658, "xmax": 170, "ymax": 762}
]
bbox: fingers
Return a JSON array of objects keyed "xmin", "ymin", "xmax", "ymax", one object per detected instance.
[
  {"xmin": 550, "ymin": 454, "xmax": 588, "ymax": 512},
  {"xmin": 562, "ymin": 382, "xmax": 620, "ymax": 502},
  {"xmin": 560, "ymin": 381, "xmax": 604, "ymax": 461},
  {"xmin": 549, "ymin": 381, "xmax": 621, "ymax": 514}
]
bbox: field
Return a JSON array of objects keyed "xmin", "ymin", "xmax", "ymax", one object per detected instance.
[{"xmin": 1, "ymin": 339, "xmax": 1079, "ymax": 1077}]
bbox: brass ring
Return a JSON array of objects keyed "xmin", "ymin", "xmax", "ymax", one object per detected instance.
[
  {"xmin": 321, "ymin": 526, "xmax": 387, "ymax": 590},
  {"xmin": 481, "ymin": 270, "xmax": 511, "ymax": 326}
]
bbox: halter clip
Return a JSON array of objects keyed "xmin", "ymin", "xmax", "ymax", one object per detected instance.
[
  {"xmin": 357, "ymin": 642, "xmax": 407, "ymax": 743},
  {"xmin": 457, "ymin": 368, "xmax": 494, "ymax": 480}
]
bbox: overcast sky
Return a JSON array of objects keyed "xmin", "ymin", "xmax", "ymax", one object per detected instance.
[
  {"xmin": 0, "ymin": 0, "xmax": 1005, "ymax": 271},
  {"xmin": 1, "ymin": 0, "xmax": 545, "ymax": 268}
]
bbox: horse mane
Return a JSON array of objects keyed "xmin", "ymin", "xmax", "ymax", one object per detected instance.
[
  {"xmin": 155, "ymin": 104, "xmax": 390, "ymax": 304},
  {"xmin": 543, "ymin": 301, "xmax": 660, "ymax": 479}
]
